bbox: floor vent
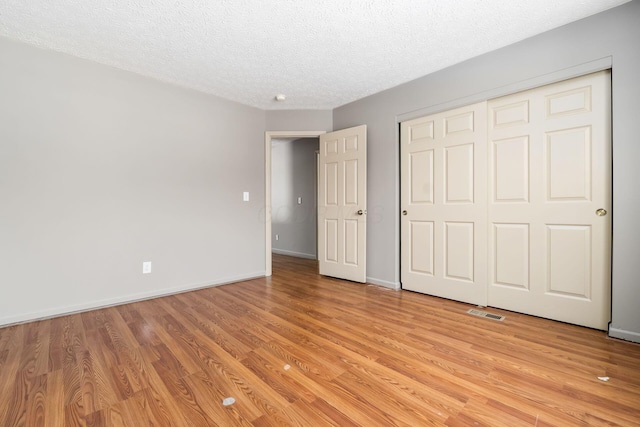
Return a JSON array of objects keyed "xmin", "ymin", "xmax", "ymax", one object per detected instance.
[{"xmin": 467, "ymin": 309, "xmax": 505, "ymax": 321}]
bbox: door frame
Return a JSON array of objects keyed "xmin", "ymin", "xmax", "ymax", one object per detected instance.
[{"xmin": 265, "ymin": 131, "xmax": 326, "ymax": 276}]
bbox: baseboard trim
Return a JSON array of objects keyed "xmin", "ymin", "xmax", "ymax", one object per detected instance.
[
  {"xmin": 0, "ymin": 271, "xmax": 266, "ymax": 328},
  {"xmin": 608, "ymin": 326, "xmax": 640, "ymax": 344},
  {"xmin": 272, "ymin": 248, "xmax": 317, "ymax": 260},
  {"xmin": 366, "ymin": 276, "xmax": 401, "ymax": 290}
]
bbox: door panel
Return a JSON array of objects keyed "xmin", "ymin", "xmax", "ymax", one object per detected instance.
[
  {"xmin": 411, "ymin": 221, "xmax": 434, "ymax": 275},
  {"xmin": 444, "ymin": 222, "xmax": 474, "ymax": 282},
  {"xmin": 493, "ymin": 223, "xmax": 529, "ymax": 290},
  {"xmin": 488, "ymin": 71, "xmax": 611, "ymax": 330},
  {"xmin": 410, "ymin": 150, "xmax": 434, "ymax": 203},
  {"xmin": 547, "ymin": 225, "xmax": 591, "ymax": 297},
  {"xmin": 493, "ymin": 136, "xmax": 529, "ymax": 202},
  {"xmin": 546, "ymin": 127, "xmax": 591, "ymax": 200},
  {"xmin": 318, "ymin": 125, "xmax": 367, "ymax": 283},
  {"xmin": 445, "ymin": 144, "xmax": 474, "ymax": 203},
  {"xmin": 401, "ymin": 102, "xmax": 487, "ymax": 305}
]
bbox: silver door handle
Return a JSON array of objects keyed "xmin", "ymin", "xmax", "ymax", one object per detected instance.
[{"xmin": 596, "ymin": 208, "xmax": 607, "ymax": 216}]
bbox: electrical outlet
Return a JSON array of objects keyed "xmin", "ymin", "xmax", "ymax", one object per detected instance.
[
  {"xmin": 297, "ymin": 196, "xmax": 302, "ymax": 205},
  {"xmin": 275, "ymin": 234, "xmax": 279, "ymax": 241},
  {"xmin": 142, "ymin": 261, "xmax": 152, "ymax": 274}
]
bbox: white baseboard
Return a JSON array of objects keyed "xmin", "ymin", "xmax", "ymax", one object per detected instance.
[
  {"xmin": 608, "ymin": 326, "xmax": 640, "ymax": 344},
  {"xmin": 366, "ymin": 276, "xmax": 401, "ymax": 290},
  {"xmin": 272, "ymin": 248, "xmax": 317, "ymax": 260},
  {"xmin": 0, "ymin": 271, "xmax": 265, "ymax": 328}
]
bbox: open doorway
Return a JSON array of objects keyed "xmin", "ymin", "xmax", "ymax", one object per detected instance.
[
  {"xmin": 265, "ymin": 131, "xmax": 326, "ymax": 276},
  {"xmin": 271, "ymin": 137, "xmax": 319, "ymax": 259}
]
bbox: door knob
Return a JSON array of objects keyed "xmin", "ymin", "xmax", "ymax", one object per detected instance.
[
  {"xmin": 402, "ymin": 210, "xmax": 407, "ymax": 215},
  {"xmin": 357, "ymin": 209, "xmax": 366, "ymax": 215},
  {"xmin": 596, "ymin": 208, "xmax": 607, "ymax": 217}
]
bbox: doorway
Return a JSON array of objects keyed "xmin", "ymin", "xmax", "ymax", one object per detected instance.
[
  {"xmin": 265, "ymin": 131, "xmax": 326, "ymax": 276},
  {"xmin": 271, "ymin": 137, "xmax": 319, "ymax": 259}
]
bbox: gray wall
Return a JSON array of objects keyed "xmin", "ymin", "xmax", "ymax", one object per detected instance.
[
  {"xmin": 266, "ymin": 110, "xmax": 332, "ymax": 131},
  {"xmin": 333, "ymin": 1, "xmax": 640, "ymax": 342},
  {"xmin": 271, "ymin": 138, "xmax": 318, "ymax": 258},
  {"xmin": 0, "ymin": 37, "xmax": 266, "ymax": 326}
]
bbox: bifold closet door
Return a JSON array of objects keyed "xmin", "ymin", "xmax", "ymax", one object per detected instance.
[
  {"xmin": 487, "ymin": 71, "xmax": 611, "ymax": 330},
  {"xmin": 400, "ymin": 103, "xmax": 487, "ymax": 306}
]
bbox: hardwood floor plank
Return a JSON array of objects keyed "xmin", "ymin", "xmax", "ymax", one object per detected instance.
[
  {"xmin": 1, "ymin": 371, "xmax": 29, "ymax": 426},
  {"xmin": 298, "ymin": 397, "xmax": 361, "ymax": 427},
  {"xmin": 116, "ymin": 347, "xmax": 151, "ymax": 394},
  {"xmin": 155, "ymin": 373, "xmax": 217, "ymax": 427},
  {"xmin": 41, "ymin": 369, "xmax": 64, "ymax": 427},
  {"xmin": 171, "ymin": 297, "xmax": 255, "ymax": 359},
  {"xmin": 181, "ymin": 371, "xmax": 252, "ymax": 427},
  {"xmin": 240, "ymin": 351, "xmax": 302, "ymax": 404},
  {"xmin": 63, "ymin": 399, "xmax": 86, "ymax": 427},
  {"xmin": 1, "ymin": 254, "xmax": 640, "ymax": 426},
  {"xmin": 83, "ymin": 408, "xmax": 108, "ymax": 427},
  {"xmin": 486, "ymin": 366, "xmax": 635, "ymax": 426},
  {"xmin": 333, "ymin": 367, "xmax": 455, "ymax": 426},
  {"xmin": 48, "ymin": 317, "xmax": 67, "ymax": 372},
  {"xmin": 192, "ymin": 336, "xmax": 293, "ymax": 414},
  {"xmin": 183, "ymin": 292, "xmax": 269, "ymax": 350},
  {"xmin": 136, "ymin": 309, "xmax": 205, "ymax": 375},
  {"xmin": 150, "ymin": 342, "xmax": 191, "ymax": 381},
  {"xmin": 77, "ymin": 349, "xmax": 100, "ymax": 415},
  {"xmin": 138, "ymin": 386, "xmax": 184, "ymax": 427}
]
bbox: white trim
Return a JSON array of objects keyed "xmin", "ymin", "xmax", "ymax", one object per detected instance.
[
  {"xmin": 608, "ymin": 327, "xmax": 640, "ymax": 344},
  {"xmin": 0, "ymin": 272, "xmax": 264, "ymax": 328},
  {"xmin": 265, "ymin": 131, "xmax": 326, "ymax": 276},
  {"xmin": 272, "ymin": 248, "xmax": 317, "ymax": 260},
  {"xmin": 397, "ymin": 56, "xmax": 613, "ymax": 123},
  {"xmin": 367, "ymin": 276, "xmax": 401, "ymax": 290}
]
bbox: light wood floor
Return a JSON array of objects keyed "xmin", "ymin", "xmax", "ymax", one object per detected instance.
[{"xmin": 1, "ymin": 254, "xmax": 639, "ymax": 426}]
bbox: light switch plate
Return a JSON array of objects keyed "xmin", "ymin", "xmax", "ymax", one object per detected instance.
[
  {"xmin": 243, "ymin": 191, "xmax": 249, "ymax": 201},
  {"xmin": 142, "ymin": 261, "xmax": 152, "ymax": 274}
]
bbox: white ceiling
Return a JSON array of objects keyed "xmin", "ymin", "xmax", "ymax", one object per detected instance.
[{"xmin": 0, "ymin": 0, "xmax": 629, "ymax": 110}]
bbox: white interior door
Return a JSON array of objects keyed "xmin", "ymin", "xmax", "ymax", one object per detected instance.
[
  {"xmin": 401, "ymin": 103, "xmax": 487, "ymax": 305},
  {"xmin": 487, "ymin": 71, "xmax": 611, "ymax": 330},
  {"xmin": 318, "ymin": 125, "xmax": 367, "ymax": 282}
]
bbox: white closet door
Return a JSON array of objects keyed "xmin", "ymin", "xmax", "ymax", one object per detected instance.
[
  {"xmin": 401, "ymin": 103, "xmax": 487, "ymax": 306},
  {"xmin": 487, "ymin": 71, "xmax": 611, "ymax": 330}
]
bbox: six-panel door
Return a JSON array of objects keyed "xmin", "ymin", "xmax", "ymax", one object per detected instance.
[
  {"xmin": 318, "ymin": 125, "xmax": 367, "ymax": 283},
  {"xmin": 487, "ymin": 71, "xmax": 611, "ymax": 330},
  {"xmin": 401, "ymin": 103, "xmax": 488, "ymax": 306}
]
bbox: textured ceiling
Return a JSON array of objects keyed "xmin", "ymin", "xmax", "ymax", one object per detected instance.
[{"xmin": 0, "ymin": 0, "xmax": 629, "ymax": 110}]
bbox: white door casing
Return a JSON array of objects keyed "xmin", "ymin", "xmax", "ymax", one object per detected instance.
[
  {"xmin": 487, "ymin": 71, "xmax": 611, "ymax": 330},
  {"xmin": 318, "ymin": 125, "xmax": 367, "ymax": 283},
  {"xmin": 401, "ymin": 103, "xmax": 488, "ymax": 305}
]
